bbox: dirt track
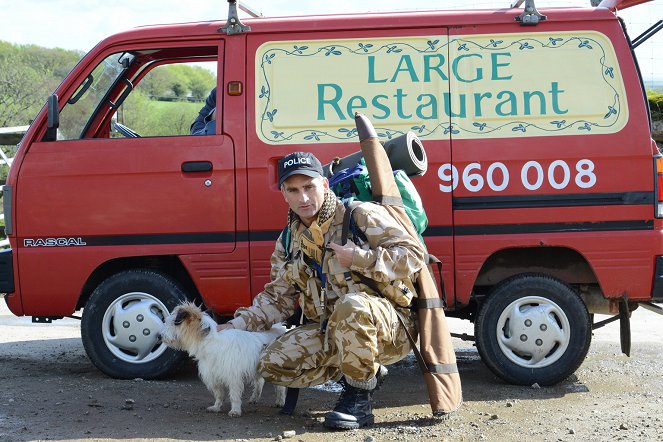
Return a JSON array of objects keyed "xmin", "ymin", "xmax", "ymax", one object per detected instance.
[{"xmin": 1, "ymin": 301, "xmax": 662, "ymax": 442}]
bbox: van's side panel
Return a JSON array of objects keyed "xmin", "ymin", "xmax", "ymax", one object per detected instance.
[
  {"xmin": 448, "ymin": 13, "xmax": 658, "ymax": 303},
  {"xmin": 245, "ymin": 25, "xmax": 454, "ymax": 302}
]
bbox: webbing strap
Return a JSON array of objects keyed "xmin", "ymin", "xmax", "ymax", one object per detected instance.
[
  {"xmin": 394, "ymin": 308, "xmax": 429, "ymax": 374},
  {"xmin": 394, "ymin": 308, "xmax": 458, "ymax": 376},
  {"xmin": 418, "ymin": 298, "xmax": 445, "ymax": 309},
  {"xmin": 428, "ymin": 363, "xmax": 459, "ymax": 374},
  {"xmin": 374, "ymin": 194, "xmax": 404, "ymax": 207},
  {"xmin": 352, "ymin": 270, "xmax": 382, "ymax": 296}
]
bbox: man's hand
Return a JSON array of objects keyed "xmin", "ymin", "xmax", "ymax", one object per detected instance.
[
  {"xmin": 328, "ymin": 241, "xmax": 357, "ymax": 268},
  {"xmin": 216, "ymin": 323, "xmax": 234, "ymax": 332}
]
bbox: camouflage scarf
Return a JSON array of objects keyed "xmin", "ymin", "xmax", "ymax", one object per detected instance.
[{"xmin": 290, "ymin": 190, "xmax": 336, "ymax": 264}]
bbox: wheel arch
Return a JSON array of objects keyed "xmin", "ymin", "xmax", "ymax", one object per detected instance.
[
  {"xmin": 76, "ymin": 255, "xmax": 202, "ymax": 310},
  {"xmin": 473, "ymin": 246, "xmax": 599, "ymax": 296}
]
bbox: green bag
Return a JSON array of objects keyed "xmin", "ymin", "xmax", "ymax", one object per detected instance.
[{"xmin": 329, "ymin": 159, "xmax": 428, "ymax": 245}]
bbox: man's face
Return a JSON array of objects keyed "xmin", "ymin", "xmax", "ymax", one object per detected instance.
[{"xmin": 281, "ymin": 174, "xmax": 329, "ymax": 227}]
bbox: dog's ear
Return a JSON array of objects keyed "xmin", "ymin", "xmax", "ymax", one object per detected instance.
[{"xmin": 174, "ymin": 309, "xmax": 189, "ymax": 325}]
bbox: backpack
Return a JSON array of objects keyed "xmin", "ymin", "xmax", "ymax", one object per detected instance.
[
  {"xmin": 329, "ymin": 158, "xmax": 428, "ymax": 246},
  {"xmin": 281, "ymin": 158, "xmax": 428, "ymax": 258}
]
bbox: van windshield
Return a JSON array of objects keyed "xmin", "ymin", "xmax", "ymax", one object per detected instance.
[{"xmin": 58, "ymin": 52, "xmax": 134, "ymax": 140}]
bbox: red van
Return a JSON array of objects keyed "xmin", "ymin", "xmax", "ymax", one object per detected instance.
[{"xmin": 1, "ymin": 0, "xmax": 661, "ymax": 385}]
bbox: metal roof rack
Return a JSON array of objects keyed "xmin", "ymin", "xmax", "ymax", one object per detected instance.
[
  {"xmin": 237, "ymin": 1, "xmax": 262, "ymax": 18},
  {"xmin": 511, "ymin": 0, "xmax": 548, "ymax": 25},
  {"xmin": 219, "ymin": 0, "xmax": 262, "ymax": 36}
]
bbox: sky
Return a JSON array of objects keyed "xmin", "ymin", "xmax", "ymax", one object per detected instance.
[{"xmin": 0, "ymin": 0, "xmax": 661, "ymax": 82}]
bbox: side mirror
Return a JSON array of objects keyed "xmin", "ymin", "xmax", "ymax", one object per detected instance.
[{"xmin": 44, "ymin": 94, "xmax": 59, "ymax": 142}]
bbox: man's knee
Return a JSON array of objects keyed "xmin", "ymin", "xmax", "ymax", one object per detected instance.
[
  {"xmin": 333, "ymin": 293, "xmax": 370, "ymax": 322},
  {"xmin": 258, "ymin": 340, "xmax": 286, "ymax": 383},
  {"xmin": 257, "ymin": 358, "xmax": 276, "ymax": 382}
]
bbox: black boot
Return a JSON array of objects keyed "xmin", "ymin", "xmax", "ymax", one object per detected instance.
[{"xmin": 323, "ymin": 381, "xmax": 374, "ymax": 430}]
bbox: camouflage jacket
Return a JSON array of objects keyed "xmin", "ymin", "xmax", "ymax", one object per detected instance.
[{"xmin": 228, "ymin": 199, "xmax": 426, "ymax": 331}]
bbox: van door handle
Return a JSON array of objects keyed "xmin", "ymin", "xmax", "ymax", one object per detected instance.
[{"xmin": 181, "ymin": 161, "xmax": 213, "ymax": 173}]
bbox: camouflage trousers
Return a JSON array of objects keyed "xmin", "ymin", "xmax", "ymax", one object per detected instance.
[{"xmin": 258, "ymin": 292, "xmax": 416, "ymax": 387}]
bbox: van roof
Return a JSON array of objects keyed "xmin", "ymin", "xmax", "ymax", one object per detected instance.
[{"xmin": 114, "ymin": 6, "xmax": 618, "ymax": 46}]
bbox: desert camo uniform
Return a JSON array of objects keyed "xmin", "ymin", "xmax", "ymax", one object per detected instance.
[{"xmin": 227, "ymin": 196, "xmax": 425, "ymax": 387}]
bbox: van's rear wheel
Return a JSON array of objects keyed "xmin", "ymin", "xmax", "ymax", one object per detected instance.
[
  {"xmin": 81, "ymin": 269, "xmax": 188, "ymax": 379},
  {"xmin": 475, "ymin": 274, "xmax": 591, "ymax": 386}
]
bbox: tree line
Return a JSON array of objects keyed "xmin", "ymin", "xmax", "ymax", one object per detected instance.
[{"xmin": 0, "ymin": 41, "xmax": 81, "ymax": 128}]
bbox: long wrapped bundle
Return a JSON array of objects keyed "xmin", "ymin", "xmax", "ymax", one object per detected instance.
[{"xmin": 354, "ymin": 112, "xmax": 462, "ymax": 415}]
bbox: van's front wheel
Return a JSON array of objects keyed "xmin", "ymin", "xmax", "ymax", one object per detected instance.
[
  {"xmin": 81, "ymin": 269, "xmax": 188, "ymax": 379},
  {"xmin": 475, "ymin": 274, "xmax": 591, "ymax": 386}
]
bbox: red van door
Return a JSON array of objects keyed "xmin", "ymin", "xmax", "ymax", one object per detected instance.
[{"xmin": 14, "ymin": 46, "xmax": 236, "ymax": 317}]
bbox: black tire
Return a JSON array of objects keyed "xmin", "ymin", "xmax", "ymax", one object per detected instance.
[
  {"xmin": 81, "ymin": 269, "xmax": 189, "ymax": 379},
  {"xmin": 475, "ymin": 273, "xmax": 591, "ymax": 386}
]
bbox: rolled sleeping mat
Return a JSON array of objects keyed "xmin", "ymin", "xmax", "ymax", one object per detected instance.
[
  {"xmin": 383, "ymin": 131, "xmax": 427, "ymax": 177},
  {"xmin": 323, "ymin": 131, "xmax": 427, "ymax": 178}
]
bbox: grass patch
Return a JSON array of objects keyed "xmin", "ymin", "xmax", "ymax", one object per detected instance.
[{"xmin": 121, "ymin": 94, "xmax": 206, "ymax": 137}]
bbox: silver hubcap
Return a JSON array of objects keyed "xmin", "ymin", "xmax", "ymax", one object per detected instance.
[
  {"xmin": 101, "ymin": 292, "xmax": 170, "ymax": 364},
  {"xmin": 496, "ymin": 296, "xmax": 570, "ymax": 369}
]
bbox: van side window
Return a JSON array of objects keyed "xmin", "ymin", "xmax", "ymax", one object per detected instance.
[
  {"xmin": 116, "ymin": 62, "xmax": 217, "ymax": 137},
  {"xmin": 57, "ymin": 47, "xmax": 218, "ymax": 140}
]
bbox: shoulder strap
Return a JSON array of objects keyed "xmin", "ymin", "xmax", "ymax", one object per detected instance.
[
  {"xmin": 341, "ymin": 200, "xmax": 363, "ymax": 246},
  {"xmin": 281, "ymin": 225, "xmax": 292, "ymax": 261}
]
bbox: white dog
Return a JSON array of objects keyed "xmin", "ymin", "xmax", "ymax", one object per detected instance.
[{"xmin": 159, "ymin": 302, "xmax": 287, "ymax": 417}]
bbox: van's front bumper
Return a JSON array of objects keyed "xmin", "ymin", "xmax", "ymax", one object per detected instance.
[
  {"xmin": 0, "ymin": 249, "xmax": 14, "ymax": 294},
  {"xmin": 654, "ymin": 256, "xmax": 663, "ymax": 302}
]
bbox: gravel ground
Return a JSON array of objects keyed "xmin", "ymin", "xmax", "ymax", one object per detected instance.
[{"xmin": 1, "ymin": 301, "xmax": 662, "ymax": 442}]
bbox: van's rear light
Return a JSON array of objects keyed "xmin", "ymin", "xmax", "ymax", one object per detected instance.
[{"xmin": 656, "ymin": 156, "xmax": 663, "ymax": 218}]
